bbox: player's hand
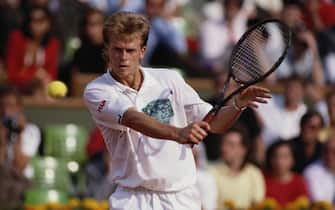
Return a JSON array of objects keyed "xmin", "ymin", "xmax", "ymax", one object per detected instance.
[
  {"xmin": 235, "ymin": 86, "xmax": 271, "ymax": 109},
  {"xmin": 176, "ymin": 121, "xmax": 210, "ymax": 145}
]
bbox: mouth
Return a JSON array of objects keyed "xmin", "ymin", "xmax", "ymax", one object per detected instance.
[{"xmin": 119, "ymin": 64, "xmax": 129, "ymax": 69}]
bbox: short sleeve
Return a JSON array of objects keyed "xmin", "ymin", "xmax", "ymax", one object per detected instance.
[
  {"xmin": 172, "ymin": 72, "xmax": 212, "ymax": 122},
  {"xmin": 84, "ymin": 86, "xmax": 134, "ymax": 130}
]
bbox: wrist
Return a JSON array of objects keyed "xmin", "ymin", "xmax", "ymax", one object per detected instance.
[
  {"xmin": 233, "ymin": 97, "xmax": 247, "ymax": 112},
  {"xmin": 169, "ymin": 126, "xmax": 181, "ymax": 142}
]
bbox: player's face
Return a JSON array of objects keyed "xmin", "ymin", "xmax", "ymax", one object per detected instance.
[{"xmin": 106, "ymin": 34, "xmax": 145, "ymax": 80}]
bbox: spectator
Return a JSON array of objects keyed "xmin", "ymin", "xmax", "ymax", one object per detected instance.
[
  {"xmin": 304, "ymin": 82, "xmax": 328, "ymax": 125},
  {"xmin": 264, "ymin": 140, "xmax": 309, "ymax": 207},
  {"xmin": 0, "ymin": 123, "xmax": 30, "ymax": 209},
  {"xmin": 303, "ymin": 135, "xmax": 335, "ymax": 204},
  {"xmin": 257, "ymin": 75, "xmax": 307, "ymax": 145},
  {"xmin": 290, "ymin": 110, "xmax": 324, "ymax": 173},
  {"xmin": 200, "ymin": 0, "xmax": 251, "ymax": 72},
  {"xmin": 72, "ymin": 7, "xmax": 105, "ymax": 75},
  {"xmin": 4, "ymin": 6, "xmax": 60, "ymax": 98},
  {"xmin": 0, "ymin": 0, "xmax": 23, "ymax": 60},
  {"xmin": 0, "ymin": 86, "xmax": 41, "ymax": 177},
  {"xmin": 210, "ymin": 125, "xmax": 265, "ymax": 209},
  {"xmin": 278, "ymin": 3, "xmax": 324, "ymax": 84},
  {"xmin": 319, "ymin": 91, "xmax": 335, "ymax": 142},
  {"xmin": 302, "ymin": 0, "xmax": 335, "ymax": 32},
  {"xmin": 85, "ymin": 127, "xmax": 116, "ymax": 201},
  {"xmin": 302, "ymin": 0, "xmax": 335, "ymax": 84},
  {"xmin": 81, "ymin": 0, "xmax": 144, "ymax": 14},
  {"xmin": 192, "ymin": 143, "xmax": 217, "ymax": 210},
  {"xmin": 142, "ymin": 0, "xmax": 188, "ymax": 66}
]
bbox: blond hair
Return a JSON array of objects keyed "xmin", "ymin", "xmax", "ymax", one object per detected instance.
[{"xmin": 103, "ymin": 12, "xmax": 150, "ymax": 47}]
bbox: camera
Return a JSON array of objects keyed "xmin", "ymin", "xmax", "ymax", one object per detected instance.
[{"xmin": 2, "ymin": 116, "xmax": 22, "ymax": 134}]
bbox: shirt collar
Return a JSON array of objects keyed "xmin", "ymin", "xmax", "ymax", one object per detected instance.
[{"xmin": 105, "ymin": 67, "xmax": 159, "ymax": 93}]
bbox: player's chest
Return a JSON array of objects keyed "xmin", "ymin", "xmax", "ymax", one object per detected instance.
[{"xmin": 121, "ymin": 84, "xmax": 176, "ymax": 124}]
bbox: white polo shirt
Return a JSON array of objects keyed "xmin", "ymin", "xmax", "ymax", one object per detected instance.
[{"xmin": 84, "ymin": 67, "xmax": 212, "ymax": 192}]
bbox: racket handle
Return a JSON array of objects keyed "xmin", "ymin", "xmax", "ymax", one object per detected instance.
[
  {"xmin": 203, "ymin": 107, "xmax": 219, "ymax": 123},
  {"xmin": 203, "ymin": 111, "xmax": 216, "ymax": 123}
]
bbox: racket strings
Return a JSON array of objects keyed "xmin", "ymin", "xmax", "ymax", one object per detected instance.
[
  {"xmin": 232, "ymin": 25, "xmax": 268, "ymax": 79},
  {"xmin": 230, "ymin": 22, "xmax": 289, "ymax": 83}
]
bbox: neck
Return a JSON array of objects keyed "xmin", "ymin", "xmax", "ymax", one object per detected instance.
[
  {"xmin": 304, "ymin": 140, "xmax": 316, "ymax": 157},
  {"xmin": 285, "ymin": 102, "xmax": 298, "ymax": 111},
  {"xmin": 274, "ymin": 170, "xmax": 292, "ymax": 182},
  {"xmin": 111, "ymin": 69, "xmax": 143, "ymax": 91},
  {"xmin": 226, "ymin": 160, "xmax": 243, "ymax": 174}
]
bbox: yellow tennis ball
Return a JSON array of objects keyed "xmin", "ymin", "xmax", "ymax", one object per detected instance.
[{"xmin": 48, "ymin": 80, "xmax": 68, "ymax": 98}]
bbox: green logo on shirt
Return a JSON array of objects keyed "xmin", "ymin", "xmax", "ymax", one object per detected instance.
[{"xmin": 142, "ymin": 99, "xmax": 174, "ymax": 124}]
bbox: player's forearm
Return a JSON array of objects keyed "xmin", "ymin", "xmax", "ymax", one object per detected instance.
[
  {"xmin": 121, "ymin": 108, "xmax": 180, "ymax": 141},
  {"xmin": 210, "ymin": 105, "xmax": 242, "ymax": 134}
]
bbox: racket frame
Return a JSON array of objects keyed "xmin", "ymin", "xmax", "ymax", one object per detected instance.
[{"xmin": 203, "ymin": 19, "xmax": 291, "ymax": 122}]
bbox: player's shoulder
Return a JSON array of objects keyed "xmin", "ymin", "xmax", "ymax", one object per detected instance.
[
  {"xmin": 85, "ymin": 73, "xmax": 110, "ymax": 90},
  {"xmin": 83, "ymin": 73, "xmax": 115, "ymax": 98},
  {"xmin": 142, "ymin": 67, "xmax": 184, "ymax": 82}
]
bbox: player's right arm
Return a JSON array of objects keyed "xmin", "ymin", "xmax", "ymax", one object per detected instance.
[{"xmin": 84, "ymin": 85, "xmax": 209, "ymax": 145}]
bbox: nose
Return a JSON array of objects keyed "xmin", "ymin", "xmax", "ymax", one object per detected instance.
[{"xmin": 119, "ymin": 49, "xmax": 128, "ymax": 60}]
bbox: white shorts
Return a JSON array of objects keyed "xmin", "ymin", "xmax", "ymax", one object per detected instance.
[{"xmin": 109, "ymin": 185, "xmax": 201, "ymax": 210}]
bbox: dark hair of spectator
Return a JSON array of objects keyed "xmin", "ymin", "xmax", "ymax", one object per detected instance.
[
  {"xmin": 283, "ymin": 0, "xmax": 303, "ymax": 8},
  {"xmin": 79, "ymin": 7, "xmax": 105, "ymax": 43},
  {"xmin": 221, "ymin": 124, "xmax": 251, "ymax": 169},
  {"xmin": 265, "ymin": 140, "xmax": 295, "ymax": 171},
  {"xmin": 0, "ymin": 85, "xmax": 23, "ymax": 106},
  {"xmin": 299, "ymin": 110, "xmax": 324, "ymax": 129},
  {"xmin": 326, "ymin": 89, "xmax": 335, "ymax": 108},
  {"xmin": 222, "ymin": 0, "xmax": 244, "ymax": 8},
  {"xmin": 22, "ymin": 6, "xmax": 54, "ymax": 46},
  {"xmin": 280, "ymin": 74, "xmax": 305, "ymax": 87}
]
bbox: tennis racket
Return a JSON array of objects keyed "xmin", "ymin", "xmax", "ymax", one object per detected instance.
[{"xmin": 203, "ymin": 19, "xmax": 291, "ymax": 123}]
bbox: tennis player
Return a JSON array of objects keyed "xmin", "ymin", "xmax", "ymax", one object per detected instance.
[{"xmin": 84, "ymin": 12, "xmax": 271, "ymax": 210}]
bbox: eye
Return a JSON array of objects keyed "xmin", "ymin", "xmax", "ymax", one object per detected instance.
[
  {"xmin": 112, "ymin": 47, "xmax": 122, "ymax": 53},
  {"xmin": 126, "ymin": 49, "xmax": 136, "ymax": 53}
]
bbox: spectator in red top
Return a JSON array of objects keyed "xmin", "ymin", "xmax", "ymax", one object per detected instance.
[
  {"xmin": 303, "ymin": 0, "xmax": 335, "ymax": 32},
  {"xmin": 264, "ymin": 140, "xmax": 309, "ymax": 207},
  {"xmin": 4, "ymin": 6, "xmax": 59, "ymax": 97}
]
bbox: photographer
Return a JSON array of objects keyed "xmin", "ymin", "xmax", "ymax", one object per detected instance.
[
  {"xmin": 0, "ymin": 121, "xmax": 30, "ymax": 207},
  {"xmin": 0, "ymin": 85, "xmax": 41, "ymax": 175}
]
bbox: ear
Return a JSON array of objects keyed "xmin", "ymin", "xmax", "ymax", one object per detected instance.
[{"xmin": 140, "ymin": 46, "xmax": 146, "ymax": 60}]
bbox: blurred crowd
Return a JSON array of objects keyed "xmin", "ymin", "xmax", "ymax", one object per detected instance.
[{"xmin": 0, "ymin": 0, "xmax": 335, "ymax": 209}]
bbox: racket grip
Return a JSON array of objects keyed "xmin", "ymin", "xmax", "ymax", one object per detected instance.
[
  {"xmin": 203, "ymin": 111, "xmax": 216, "ymax": 123},
  {"xmin": 202, "ymin": 107, "xmax": 219, "ymax": 123}
]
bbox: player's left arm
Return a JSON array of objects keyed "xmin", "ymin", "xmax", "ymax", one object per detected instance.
[{"xmin": 210, "ymin": 86, "xmax": 271, "ymax": 134}]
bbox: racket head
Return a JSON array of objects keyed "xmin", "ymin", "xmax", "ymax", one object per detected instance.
[{"xmin": 228, "ymin": 19, "xmax": 291, "ymax": 85}]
